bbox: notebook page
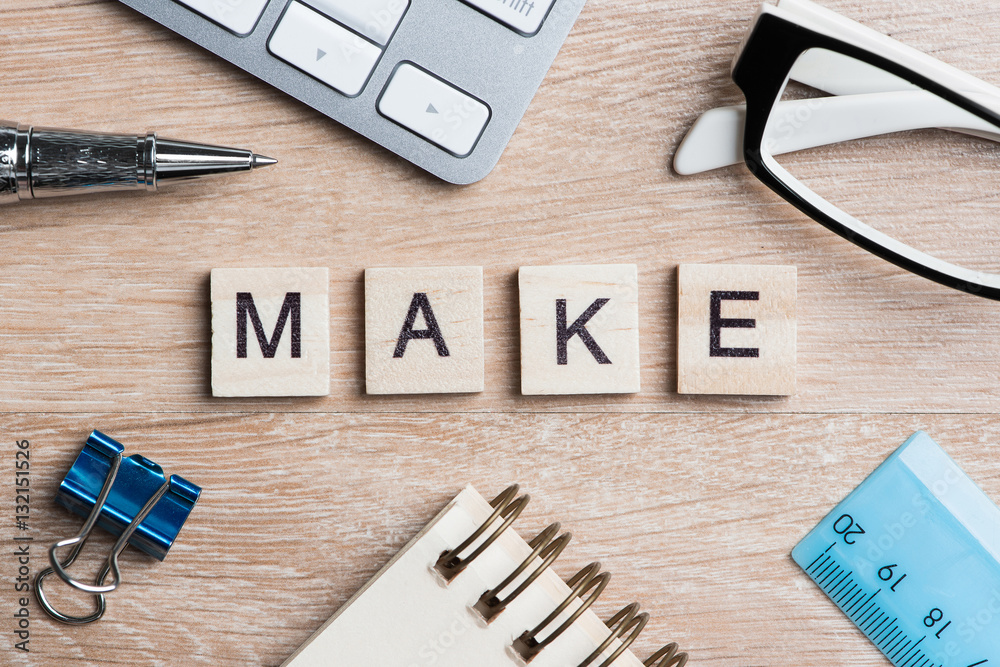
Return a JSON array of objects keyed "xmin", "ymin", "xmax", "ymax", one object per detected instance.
[{"xmin": 281, "ymin": 485, "xmax": 644, "ymax": 667}]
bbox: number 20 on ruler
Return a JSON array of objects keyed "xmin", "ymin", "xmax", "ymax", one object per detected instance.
[{"xmin": 792, "ymin": 432, "xmax": 1000, "ymax": 667}]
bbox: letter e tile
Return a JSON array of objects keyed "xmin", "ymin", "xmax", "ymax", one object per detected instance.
[
  {"xmin": 519, "ymin": 265, "xmax": 640, "ymax": 395},
  {"xmin": 211, "ymin": 267, "xmax": 330, "ymax": 397},
  {"xmin": 677, "ymin": 264, "xmax": 796, "ymax": 396},
  {"xmin": 365, "ymin": 266, "xmax": 484, "ymax": 394}
]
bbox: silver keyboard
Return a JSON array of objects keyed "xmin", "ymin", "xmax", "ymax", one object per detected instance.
[{"xmin": 115, "ymin": 0, "xmax": 587, "ymax": 183}]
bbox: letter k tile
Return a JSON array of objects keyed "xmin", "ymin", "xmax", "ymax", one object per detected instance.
[{"xmin": 519, "ymin": 265, "xmax": 640, "ymax": 395}]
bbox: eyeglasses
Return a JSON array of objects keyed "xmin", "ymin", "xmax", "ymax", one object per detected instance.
[{"xmin": 676, "ymin": 0, "xmax": 1000, "ymax": 299}]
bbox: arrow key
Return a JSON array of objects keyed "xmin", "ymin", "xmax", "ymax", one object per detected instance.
[
  {"xmin": 379, "ymin": 63, "xmax": 491, "ymax": 157},
  {"xmin": 268, "ymin": 1, "xmax": 382, "ymax": 97}
]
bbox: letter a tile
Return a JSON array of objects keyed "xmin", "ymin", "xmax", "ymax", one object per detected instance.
[
  {"xmin": 519, "ymin": 265, "xmax": 640, "ymax": 395},
  {"xmin": 677, "ymin": 264, "xmax": 796, "ymax": 396},
  {"xmin": 365, "ymin": 267, "xmax": 484, "ymax": 394},
  {"xmin": 211, "ymin": 267, "xmax": 330, "ymax": 397}
]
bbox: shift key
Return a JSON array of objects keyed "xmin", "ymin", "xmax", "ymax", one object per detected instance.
[{"xmin": 461, "ymin": 0, "xmax": 556, "ymax": 36}]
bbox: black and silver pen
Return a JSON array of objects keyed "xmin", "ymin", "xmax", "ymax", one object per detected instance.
[{"xmin": 0, "ymin": 121, "xmax": 276, "ymax": 204}]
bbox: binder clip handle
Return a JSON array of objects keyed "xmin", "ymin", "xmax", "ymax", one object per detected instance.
[{"xmin": 34, "ymin": 430, "xmax": 200, "ymax": 625}]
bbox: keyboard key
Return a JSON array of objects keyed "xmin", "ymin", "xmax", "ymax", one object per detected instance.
[
  {"xmin": 174, "ymin": 0, "xmax": 270, "ymax": 35},
  {"xmin": 268, "ymin": 2, "xmax": 382, "ymax": 97},
  {"xmin": 461, "ymin": 0, "xmax": 556, "ymax": 36},
  {"xmin": 378, "ymin": 63, "xmax": 490, "ymax": 157},
  {"xmin": 300, "ymin": 0, "xmax": 409, "ymax": 46}
]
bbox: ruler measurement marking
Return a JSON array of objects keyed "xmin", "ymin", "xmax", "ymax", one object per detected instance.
[
  {"xmin": 807, "ymin": 544, "xmax": 835, "ymax": 570},
  {"xmin": 867, "ymin": 613, "xmax": 890, "ymax": 635},
  {"xmin": 837, "ymin": 582, "xmax": 861, "ymax": 608},
  {"xmin": 853, "ymin": 600, "xmax": 876, "ymax": 622},
  {"xmin": 817, "ymin": 564, "xmax": 842, "ymax": 587},
  {"xmin": 808, "ymin": 554, "xmax": 832, "ymax": 575},
  {"xmin": 855, "ymin": 595, "xmax": 878, "ymax": 617},
  {"xmin": 880, "ymin": 628, "xmax": 902, "ymax": 650},
  {"xmin": 815, "ymin": 559, "xmax": 838, "ymax": 581},
  {"xmin": 818, "ymin": 565, "xmax": 844, "ymax": 588},
  {"xmin": 813, "ymin": 557, "xmax": 835, "ymax": 578},
  {"xmin": 861, "ymin": 607, "xmax": 884, "ymax": 630},
  {"xmin": 828, "ymin": 573, "xmax": 850, "ymax": 597},
  {"xmin": 861, "ymin": 607, "xmax": 885, "ymax": 637},
  {"xmin": 887, "ymin": 630, "xmax": 906, "ymax": 653},
  {"xmin": 831, "ymin": 577, "xmax": 854, "ymax": 599},
  {"xmin": 843, "ymin": 587, "xmax": 864, "ymax": 606},
  {"xmin": 879, "ymin": 626, "xmax": 903, "ymax": 657},
  {"xmin": 874, "ymin": 619, "xmax": 899, "ymax": 643},
  {"xmin": 826, "ymin": 569, "xmax": 851, "ymax": 594},
  {"xmin": 896, "ymin": 636, "xmax": 925, "ymax": 667},
  {"xmin": 845, "ymin": 588, "xmax": 870, "ymax": 614},
  {"xmin": 889, "ymin": 637, "xmax": 911, "ymax": 660},
  {"xmin": 827, "ymin": 568, "xmax": 851, "ymax": 592},
  {"xmin": 852, "ymin": 590, "xmax": 881, "ymax": 620},
  {"xmin": 852, "ymin": 589, "xmax": 882, "ymax": 616},
  {"xmin": 844, "ymin": 588, "xmax": 865, "ymax": 618},
  {"xmin": 869, "ymin": 613, "xmax": 891, "ymax": 636},
  {"xmin": 835, "ymin": 583, "xmax": 858, "ymax": 605},
  {"xmin": 901, "ymin": 635, "xmax": 924, "ymax": 657},
  {"xmin": 832, "ymin": 580, "xmax": 855, "ymax": 602},
  {"xmin": 813, "ymin": 560, "xmax": 836, "ymax": 589},
  {"xmin": 876, "ymin": 625, "xmax": 897, "ymax": 646},
  {"xmin": 814, "ymin": 562, "xmax": 836, "ymax": 583},
  {"xmin": 882, "ymin": 626, "xmax": 902, "ymax": 648},
  {"xmin": 794, "ymin": 435, "xmax": 999, "ymax": 667},
  {"xmin": 869, "ymin": 619, "xmax": 890, "ymax": 639}
]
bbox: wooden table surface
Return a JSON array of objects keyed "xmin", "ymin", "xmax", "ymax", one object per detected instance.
[{"xmin": 3, "ymin": 0, "xmax": 1000, "ymax": 665}]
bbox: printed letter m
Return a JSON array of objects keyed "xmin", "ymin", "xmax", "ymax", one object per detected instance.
[{"xmin": 236, "ymin": 292, "xmax": 301, "ymax": 358}]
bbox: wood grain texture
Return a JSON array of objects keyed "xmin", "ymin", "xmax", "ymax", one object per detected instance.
[
  {"xmin": 0, "ymin": 0, "xmax": 999, "ymax": 413},
  {"xmin": 3, "ymin": 414, "xmax": 1000, "ymax": 666},
  {"xmin": 1, "ymin": 0, "xmax": 1000, "ymax": 664}
]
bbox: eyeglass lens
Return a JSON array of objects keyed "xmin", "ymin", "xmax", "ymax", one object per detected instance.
[{"xmin": 763, "ymin": 48, "xmax": 1000, "ymax": 276}]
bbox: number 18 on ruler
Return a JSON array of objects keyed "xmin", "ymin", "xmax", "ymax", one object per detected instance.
[{"xmin": 792, "ymin": 432, "xmax": 1000, "ymax": 667}]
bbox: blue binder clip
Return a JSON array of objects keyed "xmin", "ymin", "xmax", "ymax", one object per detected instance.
[{"xmin": 35, "ymin": 430, "xmax": 201, "ymax": 624}]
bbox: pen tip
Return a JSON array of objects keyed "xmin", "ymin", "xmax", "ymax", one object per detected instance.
[{"xmin": 252, "ymin": 154, "xmax": 278, "ymax": 169}]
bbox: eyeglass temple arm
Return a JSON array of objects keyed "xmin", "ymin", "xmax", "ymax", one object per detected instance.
[
  {"xmin": 674, "ymin": 89, "xmax": 1000, "ymax": 176},
  {"xmin": 676, "ymin": 0, "xmax": 1000, "ymax": 175},
  {"xmin": 777, "ymin": 0, "xmax": 1000, "ymax": 99}
]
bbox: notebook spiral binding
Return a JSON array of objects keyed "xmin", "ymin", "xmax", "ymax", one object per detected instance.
[{"xmin": 434, "ymin": 485, "xmax": 688, "ymax": 667}]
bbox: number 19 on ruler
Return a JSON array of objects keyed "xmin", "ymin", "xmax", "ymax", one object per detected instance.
[{"xmin": 792, "ymin": 432, "xmax": 1000, "ymax": 667}]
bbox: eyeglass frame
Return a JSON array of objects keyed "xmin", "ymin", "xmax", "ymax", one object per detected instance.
[{"xmin": 733, "ymin": 0, "xmax": 1000, "ymax": 299}]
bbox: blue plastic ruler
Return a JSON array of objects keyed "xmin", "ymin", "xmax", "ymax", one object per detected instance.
[{"xmin": 792, "ymin": 432, "xmax": 1000, "ymax": 667}]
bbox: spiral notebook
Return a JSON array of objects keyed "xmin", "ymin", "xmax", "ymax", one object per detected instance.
[{"xmin": 281, "ymin": 485, "xmax": 687, "ymax": 667}]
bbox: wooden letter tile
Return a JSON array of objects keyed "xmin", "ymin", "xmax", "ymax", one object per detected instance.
[
  {"xmin": 211, "ymin": 267, "xmax": 330, "ymax": 397},
  {"xmin": 519, "ymin": 265, "xmax": 640, "ymax": 395},
  {"xmin": 365, "ymin": 266, "xmax": 484, "ymax": 394},
  {"xmin": 677, "ymin": 264, "xmax": 796, "ymax": 396}
]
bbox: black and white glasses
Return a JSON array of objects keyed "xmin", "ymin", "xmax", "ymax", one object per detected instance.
[{"xmin": 676, "ymin": 0, "xmax": 1000, "ymax": 299}]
